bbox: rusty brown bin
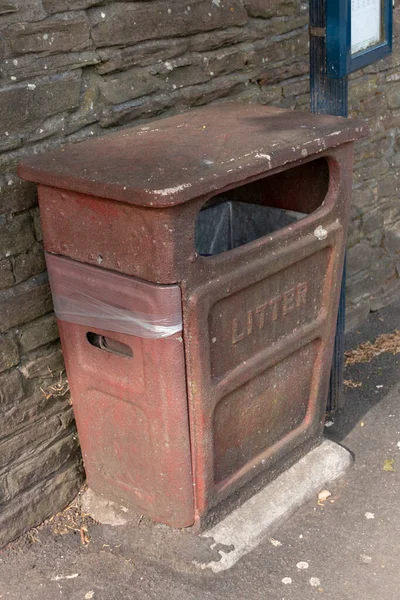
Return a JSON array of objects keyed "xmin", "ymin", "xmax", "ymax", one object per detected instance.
[{"xmin": 18, "ymin": 104, "xmax": 366, "ymax": 527}]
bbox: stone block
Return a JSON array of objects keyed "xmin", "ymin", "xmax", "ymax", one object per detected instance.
[
  {"xmin": 351, "ymin": 186, "xmax": 376, "ymax": 211},
  {"xmin": 378, "ymin": 171, "xmax": 400, "ymax": 198},
  {"xmin": 189, "ymin": 25, "xmax": 254, "ymax": 53},
  {"xmin": 244, "ymin": 0, "xmax": 304, "ymax": 18},
  {"xmin": 0, "ymin": 132, "xmax": 21, "ymax": 153},
  {"xmin": 99, "ymin": 67, "xmax": 160, "ymax": 105},
  {"xmin": 387, "ymin": 84, "xmax": 400, "ymax": 110},
  {"xmin": 347, "ymin": 252, "xmax": 397, "ymax": 304},
  {"xmin": 0, "ymin": 273, "xmax": 53, "ymax": 333},
  {"xmin": 345, "ymin": 301, "xmax": 371, "ymax": 332},
  {"xmin": 384, "ymin": 228, "xmax": 400, "ymax": 254},
  {"xmin": 43, "ymin": 0, "xmax": 102, "ymax": 13},
  {"xmin": 100, "ymin": 93, "xmax": 175, "ymax": 128},
  {"xmin": 354, "ymin": 158, "xmax": 390, "ymax": 185},
  {"xmin": 259, "ymin": 58, "xmax": 309, "ymax": 85},
  {"xmin": 379, "ymin": 197, "xmax": 400, "ymax": 228},
  {"xmin": 346, "ymin": 272, "xmax": 375, "ymax": 304},
  {"xmin": 157, "ymin": 58, "xmax": 211, "ymax": 90},
  {"xmin": 0, "ymin": 0, "xmax": 46, "ymax": 24},
  {"xmin": 0, "ymin": 176, "xmax": 37, "ymax": 215},
  {"xmin": 347, "ymin": 242, "xmax": 381, "ymax": 275},
  {"xmin": 2, "ymin": 51, "xmax": 100, "ymax": 82},
  {"xmin": 0, "ymin": 71, "xmax": 82, "ymax": 136},
  {"xmin": 97, "ymin": 39, "xmax": 189, "ymax": 75},
  {"xmin": 12, "ymin": 243, "xmax": 46, "ymax": 284},
  {"xmin": 358, "ymin": 92, "xmax": 386, "ymax": 118},
  {"xmin": 0, "ymin": 394, "xmax": 43, "ymax": 441},
  {"xmin": 259, "ymin": 84, "xmax": 284, "ymax": 105},
  {"xmin": 361, "ymin": 210, "xmax": 384, "ymax": 237},
  {"xmin": 347, "ymin": 217, "xmax": 362, "ymax": 249},
  {"xmin": 207, "ymin": 46, "xmax": 247, "ymax": 77},
  {"xmin": 246, "ymin": 33, "xmax": 308, "ymax": 71},
  {"xmin": 0, "ymin": 0, "xmax": 17, "ymax": 15},
  {"xmin": 355, "ymin": 134, "xmax": 391, "ymax": 162},
  {"xmin": 17, "ymin": 313, "xmax": 59, "ymax": 354},
  {"xmin": 0, "ymin": 334, "xmax": 19, "ymax": 373},
  {"xmin": 4, "ymin": 433, "xmax": 80, "ymax": 503},
  {"xmin": 0, "ymin": 462, "xmax": 83, "ymax": 549},
  {"xmin": 349, "ymin": 74, "xmax": 381, "ymax": 102},
  {"xmin": 26, "ymin": 114, "xmax": 68, "ymax": 144},
  {"xmin": 0, "ymin": 389, "xmax": 70, "ymax": 443},
  {"xmin": 89, "ymin": 0, "xmax": 248, "ymax": 48},
  {"xmin": 370, "ymin": 276, "xmax": 400, "ymax": 312},
  {"xmin": 178, "ymin": 72, "xmax": 248, "ymax": 106},
  {"xmin": 0, "ymin": 404, "xmax": 75, "ymax": 469},
  {"xmin": 0, "ymin": 369, "xmax": 24, "ymax": 409},
  {"xmin": 0, "ymin": 213, "xmax": 35, "ymax": 261},
  {"xmin": 19, "ymin": 347, "xmax": 64, "ymax": 380},
  {"xmin": 4, "ymin": 11, "xmax": 91, "ymax": 57},
  {"xmin": 0, "ymin": 260, "xmax": 14, "ymax": 290}
]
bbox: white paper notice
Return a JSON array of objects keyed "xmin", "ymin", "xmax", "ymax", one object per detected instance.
[{"xmin": 351, "ymin": 0, "xmax": 382, "ymax": 54}]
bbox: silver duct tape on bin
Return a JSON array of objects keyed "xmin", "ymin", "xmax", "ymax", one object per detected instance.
[{"xmin": 45, "ymin": 252, "xmax": 183, "ymax": 339}]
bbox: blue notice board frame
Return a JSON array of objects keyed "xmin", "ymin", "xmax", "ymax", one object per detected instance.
[{"xmin": 326, "ymin": 0, "xmax": 393, "ymax": 78}]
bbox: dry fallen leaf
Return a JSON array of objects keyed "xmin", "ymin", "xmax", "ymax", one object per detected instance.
[
  {"xmin": 383, "ymin": 458, "xmax": 395, "ymax": 472},
  {"xmin": 344, "ymin": 379, "xmax": 362, "ymax": 389},
  {"xmin": 345, "ymin": 330, "xmax": 400, "ymax": 365},
  {"xmin": 317, "ymin": 490, "xmax": 332, "ymax": 505}
]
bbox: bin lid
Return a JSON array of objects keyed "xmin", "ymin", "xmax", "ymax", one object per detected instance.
[{"xmin": 18, "ymin": 103, "xmax": 367, "ymax": 207}]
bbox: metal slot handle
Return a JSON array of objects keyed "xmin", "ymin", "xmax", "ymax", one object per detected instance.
[{"xmin": 86, "ymin": 332, "xmax": 133, "ymax": 358}]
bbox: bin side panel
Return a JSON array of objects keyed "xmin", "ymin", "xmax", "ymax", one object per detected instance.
[{"xmin": 47, "ymin": 255, "xmax": 194, "ymax": 527}]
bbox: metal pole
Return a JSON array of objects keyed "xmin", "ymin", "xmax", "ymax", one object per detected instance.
[{"xmin": 309, "ymin": 0, "xmax": 348, "ymax": 413}]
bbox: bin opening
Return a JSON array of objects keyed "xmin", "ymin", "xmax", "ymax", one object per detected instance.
[
  {"xmin": 196, "ymin": 158, "xmax": 329, "ymax": 257},
  {"xmin": 86, "ymin": 332, "xmax": 133, "ymax": 358}
]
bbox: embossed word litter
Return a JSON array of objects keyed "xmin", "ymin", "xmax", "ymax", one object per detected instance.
[{"xmin": 232, "ymin": 281, "xmax": 308, "ymax": 344}]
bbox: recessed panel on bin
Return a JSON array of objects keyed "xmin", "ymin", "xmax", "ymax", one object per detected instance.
[
  {"xmin": 209, "ymin": 248, "xmax": 330, "ymax": 379},
  {"xmin": 82, "ymin": 389, "xmax": 153, "ymax": 497},
  {"xmin": 213, "ymin": 339, "xmax": 320, "ymax": 483}
]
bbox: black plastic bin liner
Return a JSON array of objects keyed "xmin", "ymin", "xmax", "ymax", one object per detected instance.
[{"xmin": 196, "ymin": 199, "xmax": 306, "ymax": 256}]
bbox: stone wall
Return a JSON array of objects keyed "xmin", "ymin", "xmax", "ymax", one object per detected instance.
[{"xmin": 0, "ymin": 0, "xmax": 399, "ymax": 546}]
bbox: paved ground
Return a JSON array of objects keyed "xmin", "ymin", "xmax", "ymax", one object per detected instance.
[{"xmin": 0, "ymin": 299, "xmax": 399, "ymax": 600}]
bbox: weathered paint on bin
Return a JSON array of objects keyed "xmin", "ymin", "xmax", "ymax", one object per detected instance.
[{"xmin": 18, "ymin": 103, "xmax": 367, "ymax": 526}]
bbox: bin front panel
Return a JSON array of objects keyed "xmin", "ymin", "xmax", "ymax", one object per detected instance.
[
  {"xmin": 209, "ymin": 248, "xmax": 330, "ymax": 379},
  {"xmin": 181, "ymin": 147, "xmax": 354, "ymax": 517},
  {"xmin": 185, "ymin": 236, "xmax": 339, "ymax": 515},
  {"xmin": 46, "ymin": 253, "xmax": 194, "ymax": 527}
]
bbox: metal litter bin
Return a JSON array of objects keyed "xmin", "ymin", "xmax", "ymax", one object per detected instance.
[{"xmin": 18, "ymin": 104, "xmax": 366, "ymax": 527}]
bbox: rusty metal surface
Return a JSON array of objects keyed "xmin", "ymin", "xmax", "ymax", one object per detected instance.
[
  {"xmin": 19, "ymin": 105, "xmax": 366, "ymax": 525},
  {"xmin": 46, "ymin": 253, "xmax": 194, "ymax": 527},
  {"xmin": 18, "ymin": 103, "xmax": 366, "ymax": 207}
]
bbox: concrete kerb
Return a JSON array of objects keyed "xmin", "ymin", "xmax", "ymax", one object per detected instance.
[
  {"xmin": 81, "ymin": 438, "xmax": 352, "ymax": 573},
  {"xmin": 195, "ymin": 438, "xmax": 353, "ymax": 572}
]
